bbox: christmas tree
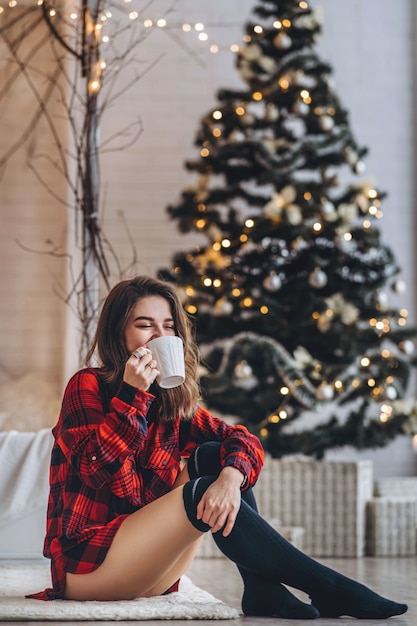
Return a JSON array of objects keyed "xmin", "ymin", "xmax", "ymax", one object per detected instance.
[{"xmin": 159, "ymin": 0, "xmax": 417, "ymax": 459}]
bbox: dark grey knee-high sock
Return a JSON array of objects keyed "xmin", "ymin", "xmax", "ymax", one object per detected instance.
[
  {"xmin": 188, "ymin": 444, "xmax": 319, "ymax": 619},
  {"xmin": 183, "ymin": 476, "xmax": 408, "ymax": 620}
]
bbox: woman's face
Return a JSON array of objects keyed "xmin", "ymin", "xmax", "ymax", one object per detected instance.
[{"xmin": 124, "ymin": 295, "xmax": 176, "ymax": 353}]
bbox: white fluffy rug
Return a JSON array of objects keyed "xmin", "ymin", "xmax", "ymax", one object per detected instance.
[{"xmin": 0, "ymin": 563, "xmax": 240, "ymax": 621}]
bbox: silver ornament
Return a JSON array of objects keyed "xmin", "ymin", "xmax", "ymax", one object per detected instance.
[
  {"xmin": 392, "ymin": 279, "xmax": 406, "ymax": 294},
  {"xmin": 308, "ymin": 268, "xmax": 328, "ymax": 288},
  {"xmin": 385, "ymin": 386, "xmax": 397, "ymax": 400},
  {"xmin": 273, "ymin": 32, "xmax": 292, "ymax": 49},
  {"xmin": 374, "ymin": 290, "xmax": 389, "ymax": 310},
  {"xmin": 233, "ymin": 357, "xmax": 258, "ymax": 390},
  {"xmin": 293, "ymin": 101, "xmax": 310, "ymax": 116},
  {"xmin": 234, "ymin": 360, "xmax": 253, "ymax": 379},
  {"xmin": 400, "ymin": 340, "xmax": 414, "ymax": 355},
  {"xmin": 263, "ymin": 273, "xmax": 282, "ymax": 292},
  {"xmin": 319, "ymin": 115, "xmax": 334, "ymax": 131},
  {"xmin": 315, "ymin": 383, "xmax": 334, "ymax": 401},
  {"xmin": 355, "ymin": 161, "xmax": 366, "ymax": 175}
]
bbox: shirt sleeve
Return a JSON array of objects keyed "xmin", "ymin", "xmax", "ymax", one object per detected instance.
[
  {"xmin": 179, "ymin": 406, "xmax": 264, "ymax": 488},
  {"xmin": 53, "ymin": 368, "xmax": 155, "ymax": 489}
]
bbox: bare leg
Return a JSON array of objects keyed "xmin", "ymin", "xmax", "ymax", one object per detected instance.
[
  {"xmin": 144, "ymin": 464, "xmax": 203, "ymax": 597},
  {"xmin": 65, "ymin": 468, "xmax": 203, "ymax": 601}
]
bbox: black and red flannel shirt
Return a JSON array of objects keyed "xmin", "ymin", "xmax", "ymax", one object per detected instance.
[{"xmin": 29, "ymin": 367, "xmax": 264, "ymax": 600}]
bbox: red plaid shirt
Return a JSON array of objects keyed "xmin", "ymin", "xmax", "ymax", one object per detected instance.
[{"xmin": 29, "ymin": 368, "xmax": 264, "ymax": 600}]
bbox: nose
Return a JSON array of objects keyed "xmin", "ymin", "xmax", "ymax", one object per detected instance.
[{"xmin": 150, "ymin": 325, "xmax": 169, "ymax": 340}]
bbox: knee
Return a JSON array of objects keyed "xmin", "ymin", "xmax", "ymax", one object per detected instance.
[
  {"xmin": 182, "ymin": 476, "xmax": 217, "ymax": 532},
  {"xmin": 188, "ymin": 441, "xmax": 222, "ymax": 480}
]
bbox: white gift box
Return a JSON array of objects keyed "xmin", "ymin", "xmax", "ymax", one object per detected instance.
[
  {"xmin": 252, "ymin": 458, "xmax": 373, "ymax": 557},
  {"xmin": 197, "ymin": 458, "xmax": 373, "ymax": 558},
  {"xmin": 366, "ymin": 497, "xmax": 417, "ymax": 556}
]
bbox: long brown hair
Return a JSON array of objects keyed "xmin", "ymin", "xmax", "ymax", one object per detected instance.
[{"xmin": 86, "ymin": 276, "xmax": 200, "ymax": 420}]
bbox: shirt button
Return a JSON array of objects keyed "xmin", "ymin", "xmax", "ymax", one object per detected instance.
[
  {"xmin": 91, "ymin": 456, "xmax": 97, "ymax": 461},
  {"xmin": 162, "ymin": 460, "xmax": 167, "ymax": 466}
]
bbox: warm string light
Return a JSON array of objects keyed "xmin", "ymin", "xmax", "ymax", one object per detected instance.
[
  {"xmin": 0, "ymin": 2, "xmax": 244, "ymax": 54},
  {"xmin": 2, "ymin": 2, "xmax": 313, "ymax": 58}
]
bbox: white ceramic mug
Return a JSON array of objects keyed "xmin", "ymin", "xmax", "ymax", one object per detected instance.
[{"xmin": 147, "ymin": 336, "xmax": 185, "ymax": 389}]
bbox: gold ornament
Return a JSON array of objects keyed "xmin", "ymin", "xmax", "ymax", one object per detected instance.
[
  {"xmin": 325, "ymin": 293, "xmax": 360, "ymax": 325},
  {"xmin": 239, "ymin": 43, "xmax": 262, "ymax": 61},
  {"xmin": 286, "ymin": 204, "xmax": 303, "ymax": 225},
  {"xmin": 258, "ymin": 55, "xmax": 276, "ymax": 72},
  {"xmin": 265, "ymin": 103, "xmax": 280, "ymax": 122},
  {"xmin": 338, "ymin": 202, "xmax": 358, "ymax": 224},
  {"xmin": 214, "ymin": 297, "xmax": 233, "ymax": 315},
  {"xmin": 293, "ymin": 345, "xmax": 314, "ymax": 368},
  {"xmin": 264, "ymin": 185, "xmax": 301, "ymax": 223}
]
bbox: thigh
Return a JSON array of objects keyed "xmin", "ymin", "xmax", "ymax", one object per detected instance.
[
  {"xmin": 65, "ymin": 485, "xmax": 203, "ymax": 601},
  {"xmin": 142, "ymin": 535, "xmax": 203, "ymax": 597}
]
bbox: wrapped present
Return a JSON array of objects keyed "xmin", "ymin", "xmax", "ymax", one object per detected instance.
[
  {"xmin": 253, "ymin": 458, "xmax": 373, "ymax": 557},
  {"xmin": 196, "ymin": 458, "xmax": 373, "ymax": 558},
  {"xmin": 366, "ymin": 497, "xmax": 417, "ymax": 556}
]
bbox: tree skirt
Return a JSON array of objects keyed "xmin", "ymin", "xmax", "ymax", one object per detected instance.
[{"xmin": 0, "ymin": 564, "xmax": 240, "ymax": 621}]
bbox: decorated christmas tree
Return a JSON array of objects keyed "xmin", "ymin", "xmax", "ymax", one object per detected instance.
[{"xmin": 159, "ymin": 0, "xmax": 417, "ymax": 459}]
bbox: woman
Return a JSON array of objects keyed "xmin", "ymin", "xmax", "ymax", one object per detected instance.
[{"xmin": 31, "ymin": 276, "xmax": 407, "ymax": 620}]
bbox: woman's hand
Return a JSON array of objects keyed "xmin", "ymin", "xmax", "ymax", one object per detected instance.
[
  {"xmin": 123, "ymin": 348, "xmax": 160, "ymax": 391},
  {"xmin": 196, "ymin": 466, "xmax": 244, "ymax": 537}
]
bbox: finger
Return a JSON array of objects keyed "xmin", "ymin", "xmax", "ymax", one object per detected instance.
[
  {"xmin": 197, "ymin": 494, "xmax": 217, "ymax": 524},
  {"xmin": 132, "ymin": 348, "xmax": 151, "ymax": 360},
  {"xmin": 147, "ymin": 364, "xmax": 160, "ymax": 381},
  {"xmin": 202, "ymin": 503, "xmax": 225, "ymax": 528},
  {"xmin": 210, "ymin": 511, "xmax": 229, "ymax": 534},
  {"xmin": 221, "ymin": 514, "xmax": 236, "ymax": 537}
]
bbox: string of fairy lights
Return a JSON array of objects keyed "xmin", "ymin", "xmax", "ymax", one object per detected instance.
[
  {"xmin": 0, "ymin": 0, "xmax": 246, "ymax": 55},
  {"xmin": 0, "ymin": 0, "xmax": 256, "ymax": 99}
]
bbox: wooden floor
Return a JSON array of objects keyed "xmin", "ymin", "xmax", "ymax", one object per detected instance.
[
  {"xmin": 4, "ymin": 555, "xmax": 415, "ymax": 625},
  {"xmin": 187, "ymin": 556, "xmax": 416, "ymax": 625}
]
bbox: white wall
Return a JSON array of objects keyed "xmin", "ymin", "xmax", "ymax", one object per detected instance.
[
  {"xmin": 0, "ymin": 0, "xmax": 416, "ymax": 474},
  {"xmin": 99, "ymin": 0, "xmax": 255, "ymax": 279},
  {"xmin": 316, "ymin": 0, "xmax": 417, "ymax": 475}
]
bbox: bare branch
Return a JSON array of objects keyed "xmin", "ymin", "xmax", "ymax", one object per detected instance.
[
  {"xmin": 100, "ymin": 118, "xmax": 143, "ymax": 152},
  {"xmin": 41, "ymin": 0, "xmax": 81, "ymax": 60}
]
